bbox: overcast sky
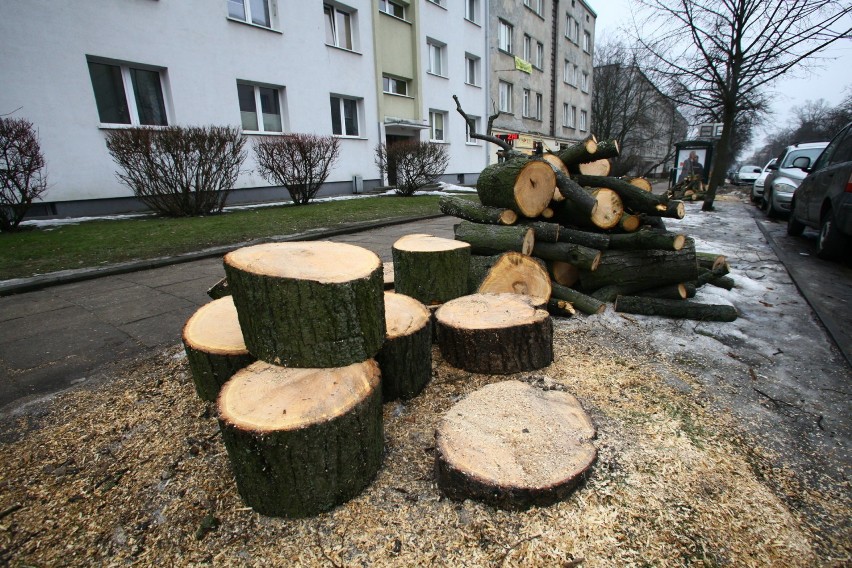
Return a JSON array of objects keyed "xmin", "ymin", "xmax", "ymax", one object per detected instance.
[{"xmin": 591, "ymin": 0, "xmax": 852, "ymax": 154}]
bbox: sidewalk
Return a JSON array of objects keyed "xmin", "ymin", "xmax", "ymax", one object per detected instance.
[{"xmin": 0, "ymin": 216, "xmax": 457, "ymax": 410}]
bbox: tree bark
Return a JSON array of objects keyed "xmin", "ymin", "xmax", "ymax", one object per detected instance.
[
  {"xmin": 224, "ymin": 242, "xmax": 385, "ymax": 368},
  {"xmin": 206, "ymin": 277, "xmax": 231, "ymax": 299},
  {"xmin": 435, "ymin": 293, "xmax": 553, "ymax": 374},
  {"xmin": 608, "ymin": 230, "xmax": 686, "ymax": 251},
  {"xmin": 392, "ymin": 234, "xmax": 471, "ymax": 305},
  {"xmin": 182, "ymin": 296, "xmax": 255, "ymax": 402},
  {"xmin": 377, "ymin": 292, "xmax": 433, "ymax": 401},
  {"xmin": 553, "ymin": 188, "xmax": 623, "ymax": 230},
  {"xmin": 435, "ymin": 380, "xmax": 596, "ymax": 510},
  {"xmin": 438, "ymin": 194, "xmax": 517, "ymax": 226},
  {"xmin": 517, "ymin": 220, "xmax": 560, "ymax": 243},
  {"xmin": 532, "ymin": 241, "xmax": 601, "ymax": 271},
  {"xmin": 614, "ymin": 296, "xmax": 738, "ymax": 322},
  {"xmin": 557, "ymin": 227, "xmax": 611, "ymax": 250},
  {"xmin": 476, "ymin": 158, "xmax": 556, "ymax": 217},
  {"xmin": 217, "ymin": 360, "xmax": 384, "ymax": 518},
  {"xmin": 575, "ymin": 174, "xmax": 669, "ymax": 216},
  {"xmin": 553, "ymin": 137, "xmax": 598, "ymax": 165},
  {"xmin": 550, "ymin": 283, "xmax": 606, "ymax": 315},
  {"xmin": 454, "ymin": 220, "xmax": 535, "ymax": 256},
  {"xmin": 552, "ymin": 168, "xmax": 599, "ymax": 216},
  {"xmin": 467, "ymin": 254, "xmax": 501, "ymax": 293},
  {"xmin": 579, "ymin": 242, "xmax": 698, "ymax": 294},
  {"xmin": 592, "ymin": 139, "xmax": 620, "ymax": 160},
  {"xmin": 477, "ymin": 252, "xmax": 552, "ymax": 303}
]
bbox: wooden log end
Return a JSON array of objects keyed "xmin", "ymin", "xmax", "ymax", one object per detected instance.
[
  {"xmin": 673, "ymin": 234, "xmax": 686, "ymax": 251},
  {"xmin": 500, "ymin": 209, "xmax": 519, "ymax": 225},
  {"xmin": 590, "ymin": 188, "xmax": 623, "ymax": 230},
  {"xmin": 477, "ymin": 251, "xmax": 552, "ymax": 303},
  {"xmin": 521, "ymin": 227, "xmax": 535, "ymax": 255},
  {"xmin": 378, "ymin": 292, "xmax": 433, "ymax": 401},
  {"xmin": 515, "ymin": 160, "xmax": 557, "ymax": 217}
]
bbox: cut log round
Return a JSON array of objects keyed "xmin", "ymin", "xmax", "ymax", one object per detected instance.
[
  {"xmin": 435, "ymin": 380, "xmax": 596, "ymax": 510},
  {"xmin": 554, "ymin": 137, "xmax": 598, "ymax": 166},
  {"xmin": 614, "ymin": 296, "xmax": 738, "ymax": 322},
  {"xmin": 576, "ymin": 159, "xmax": 611, "ymax": 177},
  {"xmin": 591, "ymin": 139, "xmax": 620, "ymax": 160},
  {"xmin": 436, "ymin": 293, "xmax": 553, "ymax": 374},
  {"xmin": 548, "ymin": 260, "xmax": 580, "ymax": 287},
  {"xmin": 182, "ymin": 296, "xmax": 255, "ymax": 402},
  {"xmin": 477, "ymin": 252, "xmax": 552, "ymax": 304},
  {"xmin": 392, "ymin": 234, "xmax": 471, "ymax": 305},
  {"xmin": 625, "ymin": 176, "xmax": 653, "ymax": 192},
  {"xmin": 454, "ymin": 221, "xmax": 535, "ymax": 256},
  {"xmin": 223, "ymin": 242, "xmax": 385, "ymax": 368},
  {"xmin": 376, "ymin": 292, "xmax": 433, "ymax": 401},
  {"xmin": 476, "ymin": 158, "xmax": 556, "ymax": 217},
  {"xmin": 575, "ymin": 175, "xmax": 667, "ymax": 216},
  {"xmin": 438, "ymin": 194, "xmax": 517, "ymax": 226},
  {"xmin": 616, "ymin": 213, "xmax": 641, "ymax": 233},
  {"xmin": 217, "ymin": 360, "xmax": 383, "ymax": 518},
  {"xmin": 554, "ymin": 188, "xmax": 623, "ymax": 230}
]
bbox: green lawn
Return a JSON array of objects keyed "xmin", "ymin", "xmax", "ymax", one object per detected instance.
[{"xmin": 0, "ymin": 195, "xmax": 445, "ymax": 280}]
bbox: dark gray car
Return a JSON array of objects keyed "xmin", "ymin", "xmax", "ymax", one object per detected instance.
[{"xmin": 787, "ymin": 121, "xmax": 852, "ymax": 260}]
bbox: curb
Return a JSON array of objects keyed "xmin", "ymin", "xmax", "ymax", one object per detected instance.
[{"xmin": 0, "ymin": 213, "xmax": 448, "ymax": 297}]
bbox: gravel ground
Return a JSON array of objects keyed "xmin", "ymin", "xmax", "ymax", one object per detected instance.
[{"xmin": 1, "ymin": 193, "xmax": 849, "ymax": 566}]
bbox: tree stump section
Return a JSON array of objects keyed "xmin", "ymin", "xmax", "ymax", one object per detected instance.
[
  {"xmin": 435, "ymin": 380, "xmax": 596, "ymax": 510},
  {"xmin": 436, "ymin": 293, "xmax": 553, "ymax": 374},
  {"xmin": 477, "ymin": 252, "xmax": 552, "ymax": 304},
  {"xmin": 392, "ymin": 234, "xmax": 471, "ymax": 305},
  {"xmin": 476, "ymin": 158, "xmax": 556, "ymax": 217},
  {"xmin": 376, "ymin": 292, "xmax": 433, "ymax": 401},
  {"xmin": 182, "ymin": 296, "xmax": 255, "ymax": 402},
  {"xmin": 223, "ymin": 242, "xmax": 385, "ymax": 368},
  {"xmin": 217, "ymin": 359, "xmax": 383, "ymax": 518}
]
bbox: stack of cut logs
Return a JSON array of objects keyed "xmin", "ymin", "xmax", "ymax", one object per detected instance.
[{"xmin": 438, "ymin": 130, "xmax": 737, "ymax": 323}]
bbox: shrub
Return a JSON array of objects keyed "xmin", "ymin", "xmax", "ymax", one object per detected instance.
[
  {"xmin": 253, "ymin": 134, "xmax": 341, "ymax": 205},
  {"xmin": 375, "ymin": 140, "xmax": 449, "ymax": 196},
  {"xmin": 0, "ymin": 117, "xmax": 48, "ymax": 232},
  {"xmin": 106, "ymin": 126, "xmax": 246, "ymax": 217}
]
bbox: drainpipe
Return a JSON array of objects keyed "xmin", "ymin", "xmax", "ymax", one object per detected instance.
[{"xmin": 549, "ymin": 0, "xmax": 559, "ymax": 138}]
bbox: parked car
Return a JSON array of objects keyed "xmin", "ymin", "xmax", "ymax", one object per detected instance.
[
  {"xmin": 750, "ymin": 158, "xmax": 777, "ymax": 203},
  {"xmin": 787, "ymin": 122, "xmax": 852, "ymax": 260},
  {"xmin": 734, "ymin": 164, "xmax": 762, "ymax": 186},
  {"xmin": 761, "ymin": 141, "xmax": 830, "ymax": 217}
]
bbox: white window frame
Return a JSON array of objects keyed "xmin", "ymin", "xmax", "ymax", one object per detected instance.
[
  {"xmin": 465, "ymin": 115, "xmax": 481, "ymax": 144},
  {"xmin": 228, "ymin": 0, "xmax": 275, "ymax": 29},
  {"xmin": 569, "ymin": 105, "xmax": 577, "ymax": 127},
  {"xmin": 535, "ymin": 41, "xmax": 544, "ymax": 69},
  {"xmin": 427, "ymin": 39, "xmax": 447, "ymax": 77},
  {"xmin": 583, "ymin": 31, "xmax": 591, "ymax": 53},
  {"xmin": 581, "ymin": 71, "xmax": 589, "ymax": 93},
  {"xmin": 465, "ymin": 0, "xmax": 479, "ymax": 24},
  {"xmin": 579, "ymin": 109, "xmax": 588, "ymax": 131},
  {"xmin": 523, "ymin": 35, "xmax": 532, "ymax": 62},
  {"xmin": 427, "ymin": 0, "xmax": 444, "ymax": 7},
  {"xmin": 574, "ymin": 21, "xmax": 580, "ymax": 43},
  {"xmin": 565, "ymin": 15, "xmax": 572, "ymax": 39},
  {"xmin": 324, "ymin": 4, "xmax": 355, "ymax": 51},
  {"xmin": 522, "ymin": 89, "xmax": 531, "ymax": 117},
  {"xmin": 382, "ymin": 75, "xmax": 409, "ymax": 96},
  {"xmin": 524, "ymin": 0, "xmax": 543, "ymax": 16},
  {"xmin": 535, "ymin": 93, "xmax": 543, "ymax": 120},
  {"xmin": 379, "ymin": 0, "xmax": 405, "ymax": 20},
  {"xmin": 465, "ymin": 53, "xmax": 480, "ymax": 86},
  {"xmin": 237, "ymin": 81, "xmax": 284, "ymax": 133},
  {"xmin": 572, "ymin": 64, "xmax": 579, "ymax": 86},
  {"xmin": 562, "ymin": 103, "xmax": 570, "ymax": 127},
  {"xmin": 87, "ymin": 59, "xmax": 169, "ymax": 127},
  {"xmin": 498, "ymin": 81, "xmax": 513, "ymax": 113},
  {"xmin": 330, "ymin": 94, "xmax": 361, "ymax": 137},
  {"xmin": 498, "ymin": 20, "xmax": 513, "ymax": 54},
  {"xmin": 563, "ymin": 59, "xmax": 570, "ymax": 83},
  {"xmin": 429, "ymin": 110, "xmax": 447, "ymax": 142}
]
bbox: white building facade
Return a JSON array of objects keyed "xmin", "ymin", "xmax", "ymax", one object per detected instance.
[{"xmin": 0, "ymin": 0, "xmax": 489, "ymax": 217}]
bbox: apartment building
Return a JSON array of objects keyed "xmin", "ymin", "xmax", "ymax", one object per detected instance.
[
  {"xmin": 0, "ymin": 1, "xmax": 488, "ymax": 218},
  {"xmin": 488, "ymin": 0, "xmax": 596, "ymax": 161}
]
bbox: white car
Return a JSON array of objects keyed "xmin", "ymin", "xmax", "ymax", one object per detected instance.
[
  {"xmin": 750, "ymin": 158, "xmax": 777, "ymax": 203},
  {"xmin": 735, "ymin": 164, "xmax": 763, "ymax": 186}
]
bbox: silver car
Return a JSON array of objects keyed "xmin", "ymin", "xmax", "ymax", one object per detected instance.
[
  {"xmin": 761, "ymin": 141, "xmax": 829, "ymax": 217},
  {"xmin": 735, "ymin": 164, "xmax": 762, "ymax": 186},
  {"xmin": 750, "ymin": 158, "xmax": 777, "ymax": 203}
]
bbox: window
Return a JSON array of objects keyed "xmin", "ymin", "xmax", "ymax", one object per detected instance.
[
  {"xmin": 498, "ymin": 81, "xmax": 513, "ymax": 113},
  {"xmin": 379, "ymin": 0, "xmax": 405, "ymax": 19},
  {"xmin": 574, "ymin": 22, "xmax": 580, "ymax": 43},
  {"xmin": 563, "ymin": 59, "xmax": 571, "ymax": 83},
  {"xmin": 536, "ymin": 42, "xmax": 544, "ymax": 69},
  {"xmin": 427, "ymin": 0, "xmax": 444, "ymax": 6},
  {"xmin": 581, "ymin": 72, "xmax": 589, "ymax": 92},
  {"xmin": 523, "ymin": 35, "xmax": 532, "ymax": 62},
  {"xmin": 579, "ymin": 110, "xmax": 587, "ymax": 131},
  {"xmin": 465, "ymin": 54, "xmax": 480, "ymax": 86},
  {"xmin": 427, "ymin": 40, "xmax": 446, "ymax": 76},
  {"xmin": 228, "ymin": 0, "xmax": 272, "ymax": 28},
  {"xmin": 465, "ymin": 0, "xmax": 479, "ymax": 23},
  {"xmin": 465, "ymin": 116, "xmax": 480, "ymax": 144},
  {"xmin": 522, "ymin": 89, "xmax": 531, "ymax": 117},
  {"xmin": 237, "ymin": 82, "xmax": 283, "ymax": 132},
  {"xmin": 429, "ymin": 111, "xmax": 446, "ymax": 142},
  {"xmin": 535, "ymin": 93, "xmax": 543, "ymax": 120},
  {"xmin": 87, "ymin": 60, "xmax": 168, "ymax": 126},
  {"xmin": 498, "ymin": 20, "xmax": 513, "ymax": 53},
  {"xmin": 383, "ymin": 76, "xmax": 408, "ymax": 96},
  {"xmin": 572, "ymin": 64, "xmax": 579, "ymax": 86},
  {"xmin": 324, "ymin": 4, "xmax": 353, "ymax": 50},
  {"xmin": 524, "ymin": 0, "xmax": 543, "ymax": 16},
  {"xmin": 563, "ymin": 104, "xmax": 576, "ymax": 128},
  {"xmin": 330, "ymin": 95, "xmax": 360, "ymax": 136},
  {"xmin": 583, "ymin": 31, "xmax": 591, "ymax": 53}
]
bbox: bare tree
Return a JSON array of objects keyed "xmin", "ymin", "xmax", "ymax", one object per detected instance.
[
  {"xmin": 253, "ymin": 134, "xmax": 341, "ymax": 205},
  {"xmin": 0, "ymin": 117, "xmax": 48, "ymax": 231},
  {"xmin": 375, "ymin": 140, "xmax": 449, "ymax": 196},
  {"xmin": 635, "ymin": 0, "xmax": 852, "ymax": 210}
]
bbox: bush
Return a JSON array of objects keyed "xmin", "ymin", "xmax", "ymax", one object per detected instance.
[
  {"xmin": 106, "ymin": 126, "xmax": 246, "ymax": 217},
  {"xmin": 253, "ymin": 134, "xmax": 340, "ymax": 205},
  {"xmin": 0, "ymin": 117, "xmax": 48, "ymax": 232},
  {"xmin": 375, "ymin": 140, "xmax": 449, "ymax": 196}
]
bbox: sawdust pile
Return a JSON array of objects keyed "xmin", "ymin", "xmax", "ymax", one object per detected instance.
[{"xmin": 1, "ymin": 321, "xmax": 848, "ymax": 566}]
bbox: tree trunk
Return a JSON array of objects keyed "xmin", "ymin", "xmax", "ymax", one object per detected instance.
[
  {"xmin": 616, "ymin": 213, "xmax": 641, "ymax": 232},
  {"xmin": 579, "ymin": 242, "xmax": 698, "ymax": 294},
  {"xmin": 550, "ymin": 283, "xmax": 606, "ymax": 315},
  {"xmin": 592, "ymin": 139, "xmax": 620, "ymax": 160},
  {"xmin": 182, "ymin": 296, "xmax": 255, "ymax": 402},
  {"xmin": 548, "ymin": 260, "xmax": 580, "ymax": 286},
  {"xmin": 696, "ymin": 252, "xmax": 728, "ymax": 271},
  {"xmin": 614, "ymin": 296, "xmax": 738, "ymax": 322},
  {"xmin": 552, "ymin": 168, "xmax": 599, "ymax": 216},
  {"xmin": 435, "ymin": 293, "xmax": 553, "ymax": 374},
  {"xmin": 454, "ymin": 220, "xmax": 535, "ymax": 256},
  {"xmin": 553, "ymin": 137, "xmax": 598, "ymax": 166},
  {"xmin": 532, "ymin": 241, "xmax": 601, "ymax": 271},
  {"xmin": 517, "ymin": 220, "xmax": 560, "ymax": 243},
  {"xmin": 557, "ymin": 227, "xmax": 611, "ymax": 250},
  {"xmin": 703, "ymin": 107, "xmax": 736, "ymax": 211},
  {"xmin": 377, "ymin": 292, "xmax": 433, "ymax": 401},
  {"xmin": 224, "ymin": 242, "xmax": 385, "ymax": 368},
  {"xmin": 217, "ymin": 360, "xmax": 384, "ymax": 518},
  {"xmin": 476, "ymin": 252, "xmax": 552, "ymax": 303},
  {"xmin": 575, "ymin": 174, "xmax": 668, "ymax": 216},
  {"xmin": 392, "ymin": 234, "xmax": 471, "ymax": 305},
  {"xmin": 476, "ymin": 157, "xmax": 556, "ymax": 217},
  {"xmin": 438, "ymin": 194, "xmax": 517, "ymax": 226},
  {"xmin": 435, "ymin": 380, "xmax": 596, "ymax": 510},
  {"xmin": 553, "ymin": 188, "xmax": 623, "ymax": 230},
  {"xmin": 608, "ymin": 230, "xmax": 686, "ymax": 251}
]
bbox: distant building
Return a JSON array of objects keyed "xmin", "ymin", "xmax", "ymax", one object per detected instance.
[
  {"xmin": 487, "ymin": 0, "xmax": 596, "ymax": 161},
  {"xmin": 0, "ymin": 1, "xmax": 489, "ymax": 218}
]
